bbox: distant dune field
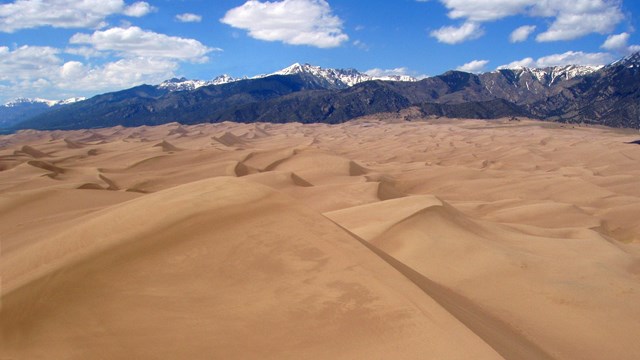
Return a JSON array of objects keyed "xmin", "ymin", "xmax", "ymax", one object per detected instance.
[{"xmin": 2, "ymin": 118, "xmax": 640, "ymax": 359}]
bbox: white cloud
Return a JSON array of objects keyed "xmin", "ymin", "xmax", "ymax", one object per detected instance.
[
  {"xmin": 176, "ymin": 13, "xmax": 203, "ymax": 23},
  {"xmin": 0, "ymin": 0, "xmax": 154, "ymax": 32},
  {"xmin": 365, "ymin": 67, "xmax": 428, "ymax": 79},
  {"xmin": 435, "ymin": 0, "xmax": 624, "ymax": 42},
  {"xmin": 57, "ymin": 57, "xmax": 177, "ymax": 91},
  {"xmin": 500, "ymin": 57, "xmax": 536, "ymax": 68},
  {"xmin": 509, "ymin": 25, "xmax": 536, "ymax": 43},
  {"xmin": 123, "ymin": 2, "xmax": 155, "ymax": 17},
  {"xmin": 430, "ymin": 21, "xmax": 484, "ymax": 44},
  {"xmin": 365, "ymin": 67, "xmax": 411, "ymax": 77},
  {"xmin": 499, "ymin": 51, "xmax": 614, "ymax": 69},
  {"xmin": 535, "ymin": 2, "xmax": 623, "ymax": 42},
  {"xmin": 599, "ymin": 32, "xmax": 640, "ymax": 56},
  {"xmin": 220, "ymin": 0, "xmax": 348, "ymax": 48},
  {"xmin": 65, "ymin": 46, "xmax": 108, "ymax": 59},
  {"xmin": 535, "ymin": 51, "xmax": 613, "ymax": 67},
  {"xmin": 0, "ymin": 46, "xmax": 62, "ymax": 82},
  {"xmin": 1, "ymin": 25, "xmax": 223, "ymax": 101},
  {"xmin": 0, "ymin": 15, "xmax": 225, "ymax": 101},
  {"xmin": 60, "ymin": 61, "xmax": 86, "ymax": 79},
  {"xmin": 601, "ymin": 32, "xmax": 629, "ymax": 51},
  {"xmin": 441, "ymin": 0, "xmax": 531, "ymax": 22},
  {"xmin": 352, "ymin": 40, "xmax": 369, "ymax": 51},
  {"xmin": 600, "ymin": 33, "xmax": 640, "ymax": 55},
  {"xmin": 70, "ymin": 26, "xmax": 217, "ymax": 63},
  {"xmin": 0, "ymin": 45, "xmax": 180, "ymax": 101},
  {"xmin": 456, "ymin": 59, "xmax": 489, "ymax": 73}
]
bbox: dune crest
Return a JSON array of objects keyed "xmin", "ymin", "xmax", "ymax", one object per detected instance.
[
  {"xmin": 15, "ymin": 145, "xmax": 48, "ymax": 158},
  {"xmin": 1, "ymin": 177, "xmax": 501, "ymax": 359},
  {"xmin": 213, "ymin": 132, "xmax": 246, "ymax": 147},
  {"xmin": 153, "ymin": 140, "xmax": 183, "ymax": 152}
]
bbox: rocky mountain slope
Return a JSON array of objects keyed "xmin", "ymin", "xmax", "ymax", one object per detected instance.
[
  {"xmin": 157, "ymin": 63, "xmax": 418, "ymax": 93},
  {"xmin": 0, "ymin": 97, "xmax": 85, "ymax": 128},
  {"xmin": 528, "ymin": 52, "xmax": 640, "ymax": 128},
  {"xmin": 8, "ymin": 54, "xmax": 640, "ymax": 130}
]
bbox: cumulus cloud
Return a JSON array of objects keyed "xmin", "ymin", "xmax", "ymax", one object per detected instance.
[
  {"xmin": 176, "ymin": 13, "xmax": 203, "ymax": 23},
  {"xmin": 600, "ymin": 32, "xmax": 640, "ymax": 55},
  {"xmin": 456, "ymin": 59, "xmax": 489, "ymax": 73},
  {"xmin": 220, "ymin": 0, "xmax": 349, "ymax": 48},
  {"xmin": 499, "ymin": 51, "xmax": 614, "ymax": 69},
  {"xmin": 64, "ymin": 46, "xmax": 108, "ymax": 59},
  {"xmin": 435, "ymin": 0, "xmax": 624, "ymax": 42},
  {"xmin": 0, "ymin": 0, "xmax": 154, "ymax": 32},
  {"xmin": 509, "ymin": 25, "xmax": 536, "ymax": 43},
  {"xmin": 441, "ymin": 0, "xmax": 530, "ymax": 22},
  {"xmin": 0, "ymin": 46, "xmax": 62, "ymax": 82},
  {"xmin": 430, "ymin": 21, "xmax": 484, "ymax": 44},
  {"xmin": 601, "ymin": 32, "xmax": 629, "ymax": 51},
  {"xmin": 628, "ymin": 45, "xmax": 640, "ymax": 54},
  {"xmin": 57, "ymin": 57, "xmax": 177, "ymax": 91},
  {"xmin": 535, "ymin": 2, "xmax": 623, "ymax": 42},
  {"xmin": 1, "ymin": 26, "xmax": 222, "ymax": 101},
  {"xmin": 69, "ymin": 26, "xmax": 217, "ymax": 63},
  {"xmin": 500, "ymin": 57, "xmax": 536, "ymax": 68},
  {"xmin": 123, "ymin": 1, "xmax": 155, "ymax": 17},
  {"xmin": 0, "ymin": 45, "xmax": 67, "ymax": 100},
  {"xmin": 0, "ymin": 45, "xmax": 179, "ymax": 101}
]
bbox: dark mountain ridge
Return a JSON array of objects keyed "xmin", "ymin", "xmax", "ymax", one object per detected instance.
[
  {"xmin": 9, "ymin": 53, "xmax": 640, "ymax": 130},
  {"xmin": 528, "ymin": 53, "xmax": 640, "ymax": 128}
]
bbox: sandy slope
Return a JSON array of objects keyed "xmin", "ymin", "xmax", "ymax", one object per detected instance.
[{"xmin": 2, "ymin": 118, "xmax": 640, "ymax": 359}]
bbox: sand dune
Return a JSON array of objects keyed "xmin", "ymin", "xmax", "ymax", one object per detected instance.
[
  {"xmin": 153, "ymin": 140, "xmax": 183, "ymax": 152},
  {"xmin": 16, "ymin": 145, "xmax": 48, "ymax": 158},
  {"xmin": 1, "ymin": 177, "xmax": 501, "ymax": 359},
  {"xmin": 2, "ymin": 118, "xmax": 640, "ymax": 359},
  {"xmin": 212, "ymin": 131, "xmax": 247, "ymax": 147}
]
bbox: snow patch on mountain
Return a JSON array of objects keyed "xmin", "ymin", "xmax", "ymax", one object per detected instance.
[
  {"xmin": 268, "ymin": 63, "xmax": 417, "ymax": 87},
  {"xmin": 159, "ymin": 63, "xmax": 419, "ymax": 92},
  {"xmin": 4, "ymin": 97, "xmax": 86, "ymax": 107},
  {"xmin": 610, "ymin": 51, "xmax": 640, "ymax": 68},
  {"xmin": 498, "ymin": 65, "xmax": 602, "ymax": 85},
  {"xmin": 158, "ymin": 75, "xmax": 245, "ymax": 91}
]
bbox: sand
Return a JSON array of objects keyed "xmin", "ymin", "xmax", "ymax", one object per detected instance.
[{"xmin": 1, "ymin": 118, "xmax": 640, "ymax": 359}]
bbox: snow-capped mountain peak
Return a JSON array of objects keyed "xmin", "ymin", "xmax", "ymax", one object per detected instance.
[
  {"xmin": 267, "ymin": 63, "xmax": 417, "ymax": 88},
  {"xmin": 158, "ymin": 77, "xmax": 209, "ymax": 91},
  {"xmin": 499, "ymin": 64, "xmax": 601, "ymax": 85},
  {"xmin": 158, "ymin": 74, "xmax": 243, "ymax": 92},
  {"xmin": 4, "ymin": 97, "xmax": 86, "ymax": 107},
  {"xmin": 371, "ymin": 74, "xmax": 419, "ymax": 82},
  {"xmin": 5, "ymin": 97, "xmax": 57, "ymax": 107},
  {"xmin": 57, "ymin": 97, "xmax": 87, "ymax": 105},
  {"xmin": 159, "ymin": 63, "xmax": 419, "ymax": 92},
  {"xmin": 211, "ymin": 74, "xmax": 239, "ymax": 85},
  {"xmin": 611, "ymin": 51, "xmax": 640, "ymax": 68},
  {"xmin": 272, "ymin": 62, "xmax": 308, "ymax": 76}
]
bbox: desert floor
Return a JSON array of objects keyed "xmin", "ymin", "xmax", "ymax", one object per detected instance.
[{"xmin": 1, "ymin": 118, "xmax": 640, "ymax": 359}]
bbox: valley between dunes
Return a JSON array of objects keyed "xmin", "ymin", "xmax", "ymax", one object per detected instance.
[{"xmin": 1, "ymin": 117, "xmax": 640, "ymax": 359}]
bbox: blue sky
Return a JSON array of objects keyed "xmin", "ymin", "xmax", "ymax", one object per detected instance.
[{"xmin": 0, "ymin": 0, "xmax": 639, "ymax": 103}]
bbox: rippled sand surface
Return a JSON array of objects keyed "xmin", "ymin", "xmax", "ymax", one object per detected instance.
[{"xmin": 2, "ymin": 118, "xmax": 640, "ymax": 359}]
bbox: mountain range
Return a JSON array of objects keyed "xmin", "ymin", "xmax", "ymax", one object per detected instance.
[
  {"xmin": 0, "ymin": 97, "xmax": 85, "ymax": 128},
  {"xmin": 157, "ymin": 63, "xmax": 418, "ymax": 92},
  {"xmin": 5, "ymin": 53, "xmax": 640, "ymax": 131}
]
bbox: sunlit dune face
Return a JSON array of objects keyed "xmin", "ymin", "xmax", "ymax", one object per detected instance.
[{"xmin": 2, "ymin": 118, "xmax": 640, "ymax": 359}]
